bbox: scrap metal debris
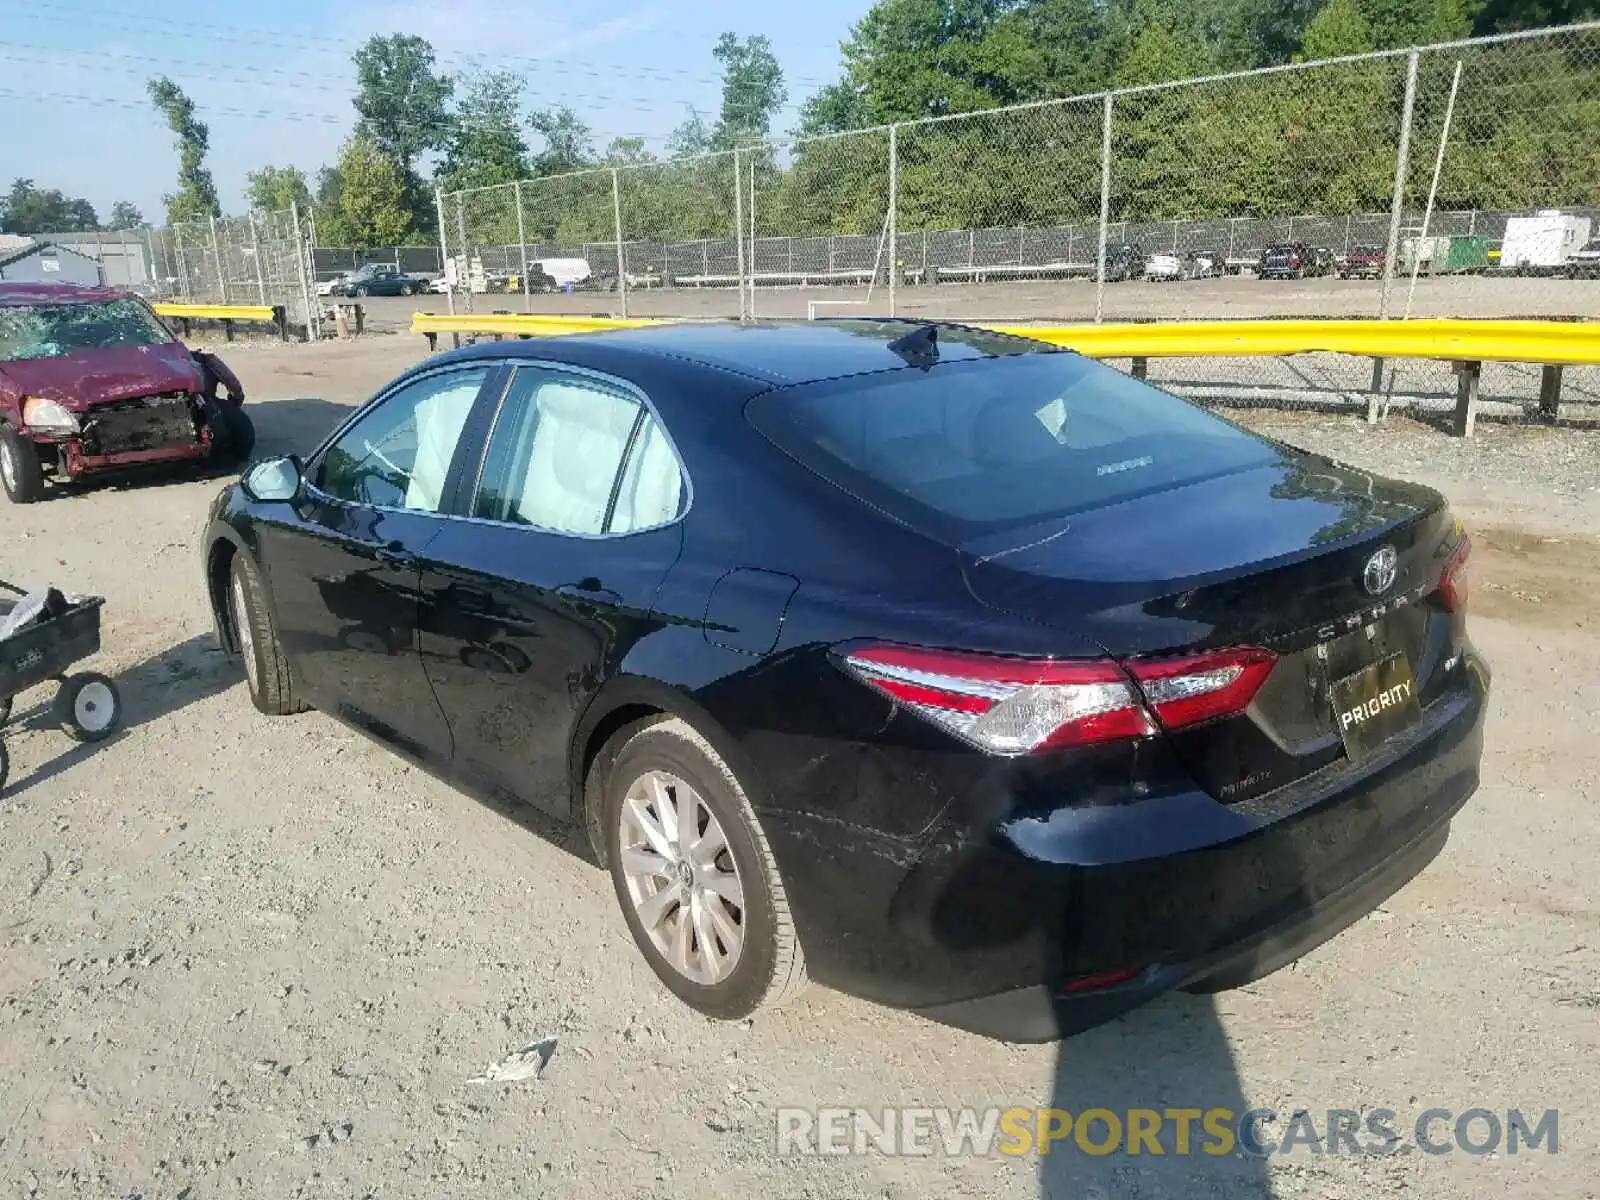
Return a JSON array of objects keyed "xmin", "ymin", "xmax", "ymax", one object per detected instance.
[{"xmin": 468, "ymin": 1036, "xmax": 557, "ymax": 1084}]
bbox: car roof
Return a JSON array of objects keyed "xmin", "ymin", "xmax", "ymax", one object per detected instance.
[
  {"xmin": 435, "ymin": 319, "xmax": 1050, "ymax": 387},
  {"xmin": 0, "ymin": 282, "xmax": 129, "ymax": 307}
]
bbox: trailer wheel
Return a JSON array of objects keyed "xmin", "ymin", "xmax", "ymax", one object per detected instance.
[
  {"xmin": 0, "ymin": 426, "xmax": 45, "ymax": 505},
  {"xmin": 55, "ymin": 672, "xmax": 122, "ymax": 743}
]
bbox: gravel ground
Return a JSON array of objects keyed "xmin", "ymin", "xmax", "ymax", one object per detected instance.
[{"xmin": 0, "ymin": 337, "xmax": 1596, "ymax": 1200}]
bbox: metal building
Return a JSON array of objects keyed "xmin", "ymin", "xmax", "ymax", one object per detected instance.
[{"xmin": 0, "ymin": 239, "xmax": 105, "ymax": 286}]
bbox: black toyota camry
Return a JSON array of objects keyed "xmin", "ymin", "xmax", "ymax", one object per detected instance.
[{"xmin": 200, "ymin": 320, "xmax": 1487, "ymax": 1041}]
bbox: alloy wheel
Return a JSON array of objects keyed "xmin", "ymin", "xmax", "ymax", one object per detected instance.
[{"xmin": 618, "ymin": 770, "xmax": 746, "ymax": 986}]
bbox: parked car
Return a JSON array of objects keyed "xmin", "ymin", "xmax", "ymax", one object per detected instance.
[
  {"xmin": 1186, "ymin": 251, "xmax": 1222, "ymax": 279},
  {"xmin": 1144, "ymin": 253, "xmax": 1184, "ymax": 282},
  {"xmin": 1568, "ymin": 239, "xmax": 1600, "ymax": 278},
  {"xmin": 202, "ymin": 319, "xmax": 1487, "ymax": 1041},
  {"xmin": 1258, "ymin": 242, "xmax": 1323, "ymax": 279},
  {"xmin": 1340, "ymin": 244, "xmax": 1387, "ymax": 279},
  {"xmin": 1, "ymin": 283, "xmax": 252, "ymax": 504},
  {"xmin": 1104, "ymin": 244, "xmax": 1146, "ymax": 282},
  {"xmin": 328, "ymin": 264, "xmax": 423, "ymax": 298},
  {"xmin": 315, "ymin": 275, "xmax": 346, "ymax": 297}
]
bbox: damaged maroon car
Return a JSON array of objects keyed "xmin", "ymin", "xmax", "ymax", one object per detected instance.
[{"xmin": 0, "ymin": 283, "xmax": 254, "ymax": 504}]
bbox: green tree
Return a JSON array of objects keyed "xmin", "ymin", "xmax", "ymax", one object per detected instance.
[
  {"xmin": 604, "ymin": 137, "xmax": 657, "ymax": 166},
  {"xmin": 668, "ymin": 109, "xmax": 714, "ymax": 156},
  {"xmin": 0, "ymin": 179, "xmax": 99, "ymax": 233},
  {"xmin": 437, "ymin": 71, "xmax": 530, "ymax": 192},
  {"xmin": 528, "ymin": 106, "xmax": 595, "ymax": 175},
  {"xmin": 1301, "ymin": 0, "xmax": 1378, "ymax": 57},
  {"xmin": 244, "ymin": 165, "xmax": 313, "ymax": 215},
  {"xmin": 710, "ymin": 33, "xmax": 788, "ymax": 148},
  {"xmin": 1474, "ymin": 0, "xmax": 1598, "ymax": 31},
  {"xmin": 106, "ymin": 201, "xmax": 144, "ymax": 230},
  {"xmin": 147, "ymin": 76, "xmax": 220, "ymax": 222},
  {"xmin": 795, "ymin": 81, "xmax": 872, "ymax": 136},
  {"xmin": 351, "ymin": 34, "xmax": 454, "ymax": 174},
  {"xmin": 326, "ymin": 135, "xmax": 415, "ymax": 248}
]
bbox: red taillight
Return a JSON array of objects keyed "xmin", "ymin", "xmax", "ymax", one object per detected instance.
[
  {"xmin": 840, "ymin": 643, "xmax": 1275, "ymax": 755},
  {"xmin": 1439, "ymin": 531, "xmax": 1471, "ymax": 612},
  {"xmin": 1128, "ymin": 648, "xmax": 1277, "ymax": 730}
]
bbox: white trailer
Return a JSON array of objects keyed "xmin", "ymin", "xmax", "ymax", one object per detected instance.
[{"xmin": 1499, "ymin": 210, "xmax": 1592, "ymax": 271}]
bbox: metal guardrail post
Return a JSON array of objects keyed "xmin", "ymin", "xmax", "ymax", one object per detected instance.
[
  {"xmin": 1380, "ymin": 51, "xmax": 1421, "ymax": 320},
  {"xmin": 612, "ymin": 168, "xmax": 629, "ymax": 319},
  {"xmin": 1095, "ymin": 92, "xmax": 1114, "ymax": 324}
]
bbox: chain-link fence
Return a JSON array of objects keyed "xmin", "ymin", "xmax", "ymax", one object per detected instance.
[
  {"xmin": 432, "ymin": 20, "xmax": 1598, "ymax": 329},
  {"xmin": 144, "ymin": 207, "xmax": 319, "ymax": 332}
]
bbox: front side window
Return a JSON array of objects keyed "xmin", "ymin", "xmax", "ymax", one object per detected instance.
[
  {"xmin": 474, "ymin": 368, "xmax": 683, "ymax": 535},
  {"xmin": 316, "ymin": 367, "xmax": 491, "ymax": 512},
  {"xmin": 0, "ymin": 299, "xmax": 173, "ymax": 363}
]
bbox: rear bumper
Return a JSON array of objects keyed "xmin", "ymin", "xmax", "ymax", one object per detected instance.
[{"xmin": 768, "ymin": 649, "xmax": 1488, "ymax": 1042}]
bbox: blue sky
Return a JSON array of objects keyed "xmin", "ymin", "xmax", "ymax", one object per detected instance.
[{"xmin": 2, "ymin": 0, "xmax": 863, "ymax": 221}]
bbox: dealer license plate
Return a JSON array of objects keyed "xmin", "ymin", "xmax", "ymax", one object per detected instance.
[{"xmin": 1329, "ymin": 652, "xmax": 1421, "ymax": 762}]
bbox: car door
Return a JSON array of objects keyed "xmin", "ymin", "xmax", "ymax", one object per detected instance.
[
  {"xmin": 416, "ymin": 363, "xmax": 687, "ymax": 818},
  {"xmin": 252, "ymin": 363, "xmax": 501, "ymax": 765}
]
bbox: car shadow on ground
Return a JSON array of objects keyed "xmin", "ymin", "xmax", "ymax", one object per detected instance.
[
  {"xmin": 1038, "ymin": 994, "xmax": 1276, "ymax": 1199},
  {"xmin": 1, "ymin": 634, "xmax": 240, "ymax": 798},
  {"xmin": 248, "ymin": 396, "xmax": 358, "ymax": 460}
]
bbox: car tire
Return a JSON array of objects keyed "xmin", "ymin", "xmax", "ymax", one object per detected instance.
[
  {"xmin": 228, "ymin": 553, "xmax": 308, "ymax": 717},
  {"xmin": 601, "ymin": 716, "xmax": 807, "ymax": 1021},
  {"xmin": 0, "ymin": 738, "xmax": 8, "ymax": 796},
  {"xmin": 54, "ymin": 672, "xmax": 121, "ymax": 743},
  {"xmin": 0, "ymin": 425, "xmax": 45, "ymax": 504},
  {"xmin": 208, "ymin": 402, "xmax": 255, "ymax": 466},
  {"xmin": 400, "ymin": 283, "xmax": 413, "ymax": 296},
  {"xmin": 355, "ymin": 285, "xmax": 369, "ymax": 297}
]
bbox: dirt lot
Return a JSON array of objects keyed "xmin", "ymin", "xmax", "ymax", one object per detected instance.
[{"xmin": 1, "ymin": 337, "xmax": 1596, "ymax": 1199}]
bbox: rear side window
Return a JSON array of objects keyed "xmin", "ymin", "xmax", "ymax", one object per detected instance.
[
  {"xmin": 746, "ymin": 352, "xmax": 1274, "ymax": 542},
  {"xmin": 473, "ymin": 368, "xmax": 684, "ymax": 535}
]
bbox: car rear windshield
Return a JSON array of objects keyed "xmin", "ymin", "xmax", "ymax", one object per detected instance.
[
  {"xmin": 747, "ymin": 351, "xmax": 1277, "ymax": 543},
  {"xmin": 0, "ymin": 298, "xmax": 173, "ymax": 363}
]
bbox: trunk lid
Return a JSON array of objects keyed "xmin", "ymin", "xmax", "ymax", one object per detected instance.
[{"xmin": 959, "ymin": 453, "xmax": 1459, "ymax": 803}]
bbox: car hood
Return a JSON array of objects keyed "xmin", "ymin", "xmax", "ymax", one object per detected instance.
[{"xmin": 0, "ymin": 342, "xmax": 199, "ymax": 411}]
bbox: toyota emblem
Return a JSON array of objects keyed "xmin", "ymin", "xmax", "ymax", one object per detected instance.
[{"xmin": 1363, "ymin": 546, "xmax": 1398, "ymax": 596}]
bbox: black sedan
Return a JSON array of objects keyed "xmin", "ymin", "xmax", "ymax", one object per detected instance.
[
  {"xmin": 201, "ymin": 321, "xmax": 1487, "ymax": 1040},
  {"xmin": 328, "ymin": 264, "xmax": 421, "ymax": 297}
]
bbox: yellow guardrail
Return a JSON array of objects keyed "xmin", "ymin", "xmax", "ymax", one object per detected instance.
[
  {"xmin": 982, "ymin": 318, "xmax": 1600, "ymax": 367},
  {"xmin": 153, "ymin": 302, "xmax": 279, "ymax": 322},
  {"xmin": 411, "ymin": 310, "xmax": 1599, "ymax": 366},
  {"xmin": 154, "ymin": 301, "xmax": 289, "ymax": 341}
]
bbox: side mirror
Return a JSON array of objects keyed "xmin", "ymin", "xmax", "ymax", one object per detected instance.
[{"xmin": 240, "ymin": 455, "xmax": 304, "ymax": 503}]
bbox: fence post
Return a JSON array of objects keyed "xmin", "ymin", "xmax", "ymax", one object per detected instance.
[
  {"xmin": 142, "ymin": 226, "xmax": 159, "ymax": 295},
  {"xmin": 888, "ymin": 123, "xmax": 898, "ymax": 317},
  {"xmin": 748, "ymin": 153, "xmax": 758, "ymax": 320},
  {"xmin": 1405, "ymin": 59, "xmax": 1464, "ymax": 320},
  {"xmin": 1468, "ymin": 208, "xmax": 1477, "ymax": 236},
  {"xmin": 611, "ymin": 168, "xmax": 629, "ymax": 320},
  {"xmin": 454, "ymin": 193, "xmax": 470, "ymax": 315},
  {"xmin": 248, "ymin": 213, "xmax": 267, "ymax": 303},
  {"xmin": 435, "ymin": 188, "xmax": 456, "ymax": 318},
  {"xmin": 514, "ymin": 180, "xmax": 531, "ymax": 314},
  {"xmin": 174, "ymin": 229, "xmax": 191, "ymax": 302},
  {"xmin": 1380, "ymin": 51, "xmax": 1421, "ymax": 320},
  {"xmin": 1344, "ymin": 213, "xmax": 1353, "ymax": 254},
  {"xmin": 1172, "ymin": 218, "xmax": 1180, "ymax": 254},
  {"xmin": 209, "ymin": 214, "xmax": 228, "ymax": 304},
  {"xmin": 733, "ymin": 149, "xmax": 747, "ymax": 322},
  {"xmin": 289, "ymin": 201, "xmax": 315, "ymax": 341},
  {"xmin": 1094, "ymin": 91, "xmax": 1114, "ymax": 324}
]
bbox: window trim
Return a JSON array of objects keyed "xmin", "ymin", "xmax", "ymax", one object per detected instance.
[
  {"xmin": 301, "ymin": 361, "xmax": 504, "ymax": 517},
  {"xmin": 456, "ymin": 358, "xmax": 692, "ymax": 541}
]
